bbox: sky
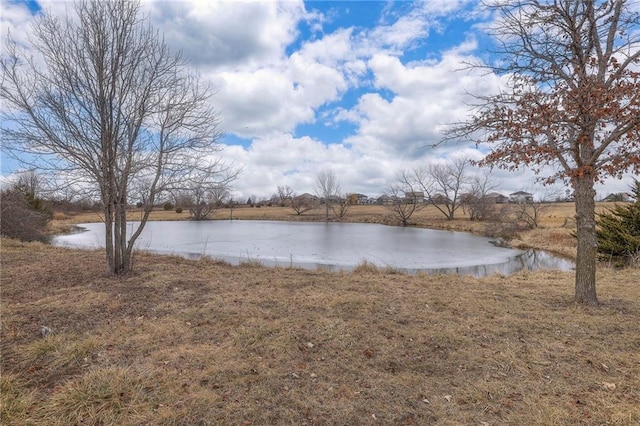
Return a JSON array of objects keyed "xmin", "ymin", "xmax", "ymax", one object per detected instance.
[{"xmin": 1, "ymin": 0, "xmax": 637, "ymax": 201}]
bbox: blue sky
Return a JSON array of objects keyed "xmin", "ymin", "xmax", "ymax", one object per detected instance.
[{"xmin": 1, "ymin": 0, "xmax": 636, "ymax": 200}]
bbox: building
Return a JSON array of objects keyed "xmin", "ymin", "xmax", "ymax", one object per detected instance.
[
  {"xmin": 377, "ymin": 195, "xmax": 396, "ymax": 205},
  {"xmin": 486, "ymin": 192, "xmax": 509, "ymax": 204},
  {"xmin": 509, "ymin": 191, "xmax": 534, "ymax": 203},
  {"xmin": 294, "ymin": 193, "xmax": 319, "ymax": 203},
  {"xmin": 602, "ymin": 193, "xmax": 630, "ymax": 202},
  {"xmin": 348, "ymin": 193, "xmax": 369, "ymax": 204},
  {"xmin": 404, "ymin": 191, "xmax": 425, "ymax": 203}
]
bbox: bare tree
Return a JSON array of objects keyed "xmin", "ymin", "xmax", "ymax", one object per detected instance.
[
  {"xmin": 1, "ymin": 0, "xmax": 223, "ymax": 274},
  {"xmin": 13, "ymin": 170, "xmax": 44, "ymax": 199},
  {"xmin": 448, "ymin": 1, "xmax": 640, "ymax": 305},
  {"xmin": 413, "ymin": 158, "xmax": 472, "ymax": 220},
  {"xmin": 387, "ymin": 171, "xmax": 424, "ymax": 226},
  {"xmin": 511, "ymin": 200, "xmax": 549, "ymax": 230},
  {"xmin": 315, "ymin": 170, "xmax": 341, "ymax": 220},
  {"xmin": 225, "ymin": 197, "xmax": 236, "ymax": 220},
  {"xmin": 331, "ymin": 194, "xmax": 351, "ymax": 220},
  {"xmin": 209, "ymin": 184, "xmax": 232, "ymax": 209},
  {"xmin": 179, "ymin": 163, "xmax": 239, "ymax": 220},
  {"xmin": 512, "ymin": 189, "xmax": 561, "ymax": 229},
  {"xmin": 291, "ymin": 194, "xmax": 315, "ymax": 216},
  {"xmin": 462, "ymin": 169, "xmax": 500, "ymax": 221},
  {"xmin": 277, "ymin": 185, "xmax": 294, "ymax": 207}
]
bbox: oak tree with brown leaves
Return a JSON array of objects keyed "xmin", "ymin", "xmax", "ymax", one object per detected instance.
[{"xmin": 450, "ymin": 0, "xmax": 640, "ymax": 306}]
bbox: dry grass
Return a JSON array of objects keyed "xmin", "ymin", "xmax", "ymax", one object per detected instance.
[{"xmin": 2, "ymin": 237, "xmax": 639, "ymax": 425}]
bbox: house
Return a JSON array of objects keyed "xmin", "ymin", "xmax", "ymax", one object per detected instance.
[
  {"xmin": 603, "ymin": 193, "xmax": 630, "ymax": 202},
  {"xmin": 428, "ymin": 194, "xmax": 450, "ymax": 204},
  {"xmin": 509, "ymin": 191, "xmax": 534, "ymax": 203},
  {"xmin": 325, "ymin": 195, "xmax": 344, "ymax": 204},
  {"xmin": 377, "ymin": 195, "xmax": 396, "ymax": 205},
  {"xmin": 404, "ymin": 191, "xmax": 425, "ymax": 203},
  {"xmin": 460, "ymin": 192, "xmax": 508, "ymax": 205},
  {"xmin": 458, "ymin": 193, "xmax": 475, "ymax": 205},
  {"xmin": 294, "ymin": 193, "xmax": 318, "ymax": 202},
  {"xmin": 486, "ymin": 192, "xmax": 509, "ymax": 204},
  {"xmin": 348, "ymin": 193, "xmax": 369, "ymax": 204}
]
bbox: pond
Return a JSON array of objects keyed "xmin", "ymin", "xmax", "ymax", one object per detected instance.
[{"xmin": 51, "ymin": 220, "xmax": 574, "ymax": 277}]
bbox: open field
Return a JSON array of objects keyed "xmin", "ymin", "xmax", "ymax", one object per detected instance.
[
  {"xmin": 1, "ymin": 238, "xmax": 639, "ymax": 425},
  {"xmin": 4, "ymin": 201, "xmax": 638, "ymax": 424}
]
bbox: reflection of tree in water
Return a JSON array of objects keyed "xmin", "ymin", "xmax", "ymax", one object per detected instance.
[
  {"xmin": 420, "ymin": 249, "xmax": 574, "ymax": 278},
  {"xmin": 519, "ymin": 250, "xmax": 574, "ymax": 272}
]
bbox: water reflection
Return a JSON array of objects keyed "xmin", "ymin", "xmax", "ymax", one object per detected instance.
[
  {"xmin": 407, "ymin": 249, "xmax": 574, "ymax": 278},
  {"xmin": 51, "ymin": 220, "xmax": 574, "ymax": 278}
]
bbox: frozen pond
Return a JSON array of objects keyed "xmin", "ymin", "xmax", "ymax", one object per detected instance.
[{"xmin": 51, "ymin": 220, "xmax": 574, "ymax": 277}]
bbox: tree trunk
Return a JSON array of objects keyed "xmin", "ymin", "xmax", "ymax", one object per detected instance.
[
  {"xmin": 574, "ymin": 175, "xmax": 599, "ymax": 306},
  {"xmin": 104, "ymin": 203, "xmax": 115, "ymax": 275},
  {"xmin": 118, "ymin": 200, "xmax": 130, "ymax": 274},
  {"xmin": 114, "ymin": 206, "xmax": 122, "ymax": 273},
  {"xmin": 110, "ymin": 198, "xmax": 131, "ymax": 275}
]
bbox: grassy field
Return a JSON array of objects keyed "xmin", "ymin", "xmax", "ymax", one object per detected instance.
[{"xmin": 3, "ymin": 203, "xmax": 639, "ymax": 424}]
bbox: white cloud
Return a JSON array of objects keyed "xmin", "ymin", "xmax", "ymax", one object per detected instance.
[
  {"xmin": 208, "ymin": 41, "xmax": 350, "ymax": 137},
  {"xmin": 218, "ymin": 131, "xmax": 407, "ymax": 200},
  {"xmin": 147, "ymin": 0, "xmax": 306, "ymax": 71},
  {"xmin": 0, "ymin": 1, "xmax": 34, "ymax": 49},
  {"xmin": 340, "ymin": 45, "xmax": 503, "ymax": 161},
  {"xmin": 2, "ymin": 0, "xmax": 634, "ymax": 203},
  {"xmin": 194, "ymin": 22, "xmax": 360, "ymax": 137},
  {"xmin": 211, "ymin": 68, "xmax": 313, "ymax": 136}
]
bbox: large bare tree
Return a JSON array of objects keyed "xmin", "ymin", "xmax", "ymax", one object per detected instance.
[
  {"xmin": 1, "ymin": 0, "xmax": 223, "ymax": 274},
  {"xmin": 449, "ymin": 0, "xmax": 640, "ymax": 305},
  {"xmin": 315, "ymin": 169, "xmax": 341, "ymax": 220},
  {"xmin": 411, "ymin": 157, "xmax": 472, "ymax": 220}
]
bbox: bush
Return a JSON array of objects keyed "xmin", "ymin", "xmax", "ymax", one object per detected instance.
[
  {"xmin": 597, "ymin": 180, "xmax": 640, "ymax": 267},
  {"xmin": 24, "ymin": 191, "xmax": 52, "ymax": 218},
  {"xmin": 175, "ymin": 207, "xmax": 183, "ymax": 214},
  {"xmin": 163, "ymin": 202, "xmax": 173, "ymax": 211},
  {"xmin": 0, "ymin": 189, "xmax": 51, "ymax": 242}
]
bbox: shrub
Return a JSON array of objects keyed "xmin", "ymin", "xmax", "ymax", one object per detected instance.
[
  {"xmin": 24, "ymin": 191, "xmax": 52, "ymax": 218},
  {"xmin": 163, "ymin": 202, "xmax": 173, "ymax": 211},
  {"xmin": 596, "ymin": 180, "xmax": 640, "ymax": 267},
  {"xmin": 0, "ymin": 189, "xmax": 51, "ymax": 242},
  {"xmin": 175, "ymin": 207, "xmax": 183, "ymax": 214},
  {"xmin": 353, "ymin": 259, "xmax": 380, "ymax": 274}
]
